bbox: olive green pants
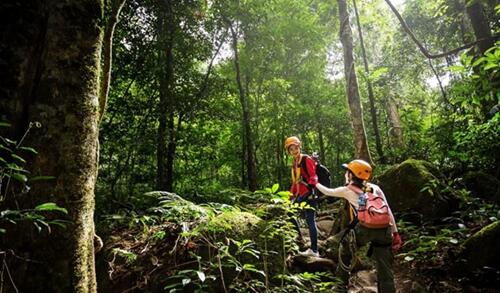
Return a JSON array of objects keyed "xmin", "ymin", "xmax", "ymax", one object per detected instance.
[{"xmin": 336, "ymin": 225, "xmax": 395, "ymax": 293}]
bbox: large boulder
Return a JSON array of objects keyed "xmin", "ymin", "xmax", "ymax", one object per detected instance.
[
  {"xmin": 462, "ymin": 171, "xmax": 500, "ymax": 204},
  {"xmin": 460, "ymin": 220, "xmax": 500, "ymax": 271},
  {"xmin": 376, "ymin": 159, "xmax": 456, "ymax": 219}
]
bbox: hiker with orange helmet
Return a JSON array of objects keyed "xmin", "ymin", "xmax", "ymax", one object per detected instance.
[
  {"xmin": 284, "ymin": 136, "xmax": 320, "ymax": 257},
  {"xmin": 315, "ymin": 159, "xmax": 402, "ymax": 293}
]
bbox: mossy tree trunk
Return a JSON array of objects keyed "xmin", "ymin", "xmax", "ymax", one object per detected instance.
[{"xmin": 0, "ymin": 0, "xmax": 103, "ymax": 292}]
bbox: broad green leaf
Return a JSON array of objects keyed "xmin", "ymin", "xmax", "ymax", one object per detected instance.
[
  {"xmin": 271, "ymin": 183, "xmax": 279, "ymax": 193},
  {"xmin": 47, "ymin": 219, "xmax": 69, "ymax": 228},
  {"xmin": 0, "ymin": 144, "xmax": 13, "ymax": 152},
  {"xmin": 1, "ymin": 210, "xmax": 21, "ymax": 217},
  {"xmin": 11, "ymin": 173, "xmax": 28, "ymax": 183},
  {"xmin": 19, "ymin": 147, "xmax": 38, "ymax": 154},
  {"xmin": 471, "ymin": 57, "xmax": 486, "ymax": 67},
  {"xmin": 448, "ymin": 65, "xmax": 464, "ymax": 73},
  {"xmin": 34, "ymin": 202, "xmax": 68, "ymax": 214},
  {"xmin": 4, "ymin": 138, "xmax": 16, "ymax": 145},
  {"xmin": 7, "ymin": 164, "xmax": 28, "ymax": 173},
  {"xmin": 11, "ymin": 154, "xmax": 26, "ymax": 163},
  {"xmin": 0, "ymin": 122, "xmax": 11, "ymax": 127},
  {"xmin": 483, "ymin": 63, "xmax": 498, "ymax": 70}
]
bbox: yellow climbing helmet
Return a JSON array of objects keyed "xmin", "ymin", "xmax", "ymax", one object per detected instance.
[
  {"xmin": 342, "ymin": 159, "xmax": 372, "ymax": 180},
  {"xmin": 284, "ymin": 136, "xmax": 301, "ymax": 150}
]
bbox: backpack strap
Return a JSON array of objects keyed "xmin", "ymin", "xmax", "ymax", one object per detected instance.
[
  {"xmin": 298, "ymin": 155, "xmax": 317, "ymax": 198},
  {"xmin": 300, "ymin": 154, "xmax": 311, "ymax": 178},
  {"xmin": 346, "ymin": 184, "xmax": 362, "ymax": 222}
]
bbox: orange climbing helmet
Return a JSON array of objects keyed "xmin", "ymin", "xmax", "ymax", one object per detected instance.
[
  {"xmin": 284, "ymin": 136, "xmax": 301, "ymax": 150},
  {"xmin": 342, "ymin": 159, "xmax": 372, "ymax": 180}
]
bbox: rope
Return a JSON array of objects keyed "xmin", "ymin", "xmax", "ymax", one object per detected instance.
[{"xmin": 338, "ymin": 228, "xmax": 357, "ymax": 272}]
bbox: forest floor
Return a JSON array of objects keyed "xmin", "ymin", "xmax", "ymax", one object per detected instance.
[{"xmin": 97, "ymin": 197, "xmax": 500, "ymax": 292}]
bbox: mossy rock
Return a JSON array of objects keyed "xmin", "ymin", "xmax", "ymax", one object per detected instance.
[
  {"xmin": 376, "ymin": 159, "xmax": 454, "ymax": 219},
  {"xmin": 203, "ymin": 211, "xmax": 263, "ymax": 238},
  {"xmin": 198, "ymin": 211, "xmax": 289, "ymax": 289},
  {"xmin": 462, "ymin": 171, "xmax": 500, "ymax": 204},
  {"xmin": 460, "ymin": 220, "xmax": 500, "ymax": 271}
]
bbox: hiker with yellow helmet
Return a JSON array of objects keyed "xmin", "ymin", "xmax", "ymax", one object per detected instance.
[
  {"xmin": 315, "ymin": 159, "xmax": 402, "ymax": 293},
  {"xmin": 284, "ymin": 136, "xmax": 320, "ymax": 257}
]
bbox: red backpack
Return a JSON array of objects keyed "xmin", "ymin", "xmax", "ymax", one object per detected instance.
[{"xmin": 348, "ymin": 185, "xmax": 391, "ymax": 229}]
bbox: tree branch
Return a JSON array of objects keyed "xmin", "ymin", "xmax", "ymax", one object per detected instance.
[
  {"xmin": 384, "ymin": 0, "xmax": 499, "ymax": 59},
  {"xmin": 99, "ymin": 0, "xmax": 127, "ymax": 123}
]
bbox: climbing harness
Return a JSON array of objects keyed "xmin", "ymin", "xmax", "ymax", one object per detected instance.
[
  {"xmin": 337, "ymin": 198, "xmax": 360, "ymax": 272},
  {"xmin": 338, "ymin": 227, "xmax": 357, "ymax": 272}
]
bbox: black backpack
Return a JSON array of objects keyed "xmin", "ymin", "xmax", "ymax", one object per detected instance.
[{"xmin": 300, "ymin": 154, "xmax": 331, "ymax": 189}]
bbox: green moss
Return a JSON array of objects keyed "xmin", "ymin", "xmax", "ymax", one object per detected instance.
[
  {"xmin": 462, "ymin": 221, "xmax": 500, "ymax": 270},
  {"xmin": 204, "ymin": 211, "xmax": 262, "ymax": 238},
  {"xmin": 376, "ymin": 159, "xmax": 453, "ymax": 218}
]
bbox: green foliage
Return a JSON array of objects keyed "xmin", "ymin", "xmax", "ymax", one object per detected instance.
[
  {"xmin": 274, "ymin": 271, "xmax": 342, "ymax": 292},
  {"xmin": 0, "ymin": 122, "xmax": 68, "ymax": 235},
  {"xmin": 437, "ymin": 42, "xmax": 500, "ymax": 172},
  {"xmin": 399, "ymin": 223, "xmax": 465, "ymax": 263}
]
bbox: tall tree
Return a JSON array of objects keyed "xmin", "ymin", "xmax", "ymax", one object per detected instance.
[
  {"xmin": 0, "ymin": 0, "xmax": 103, "ymax": 291},
  {"xmin": 352, "ymin": 0, "xmax": 384, "ymax": 162},
  {"xmin": 337, "ymin": 0, "xmax": 373, "ymax": 163},
  {"xmin": 156, "ymin": 0, "xmax": 175, "ymax": 191},
  {"xmin": 229, "ymin": 23, "xmax": 258, "ymax": 191}
]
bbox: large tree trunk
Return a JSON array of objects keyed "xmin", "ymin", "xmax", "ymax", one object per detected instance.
[
  {"xmin": 0, "ymin": 0, "xmax": 103, "ymax": 292},
  {"xmin": 157, "ymin": 0, "xmax": 175, "ymax": 191},
  {"xmin": 337, "ymin": 0, "xmax": 373, "ymax": 164},
  {"xmin": 466, "ymin": 0, "xmax": 494, "ymax": 54},
  {"xmin": 352, "ymin": 0, "xmax": 384, "ymax": 163},
  {"xmin": 466, "ymin": 0, "xmax": 498, "ymax": 117},
  {"xmin": 230, "ymin": 24, "xmax": 257, "ymax": 191}
]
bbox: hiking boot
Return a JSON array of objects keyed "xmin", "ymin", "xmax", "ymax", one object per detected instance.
[{"xmin": 298, "ymin": 248, "xmax": 319, "ymax": 257}]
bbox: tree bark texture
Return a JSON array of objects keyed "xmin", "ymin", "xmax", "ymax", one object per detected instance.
[
  {"xmin": 352, "ymin": 0, "xmax": 384, "ymax": 163},
  {"xmin": 157, "ymin": 0, "xmax": 175, "ymax": 191},
  {"xmin": 386, "ymin": 96, "xmax": 404, "ymax": 147},
  {"xmin": 337, "ymin": 0, "xmax": 373, "ymax": 164},
  {"xmin": 0, "ymin": 0, "xmax": 103, "ymax": 292},
  {"xmin": 230, "ymin": 24, "xmax": 257, "ymax": 191},
  {"xmin": 466, "ymin": 0, "xmax": 494, "ymax": 54}
]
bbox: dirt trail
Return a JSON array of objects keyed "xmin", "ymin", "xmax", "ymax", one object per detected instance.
[{"xmin": 349, "ymin": 266, "xmax": 416, "ymax": 293}]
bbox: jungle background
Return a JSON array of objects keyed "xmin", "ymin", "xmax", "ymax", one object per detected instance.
[{"xmin": 0, "ymin": 0, "xmax": 499, "ymax": 292}]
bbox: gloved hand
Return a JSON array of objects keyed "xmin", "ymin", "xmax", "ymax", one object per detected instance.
[{"xmin": 392, "ymin": 232, "xmax": 402, "ymax": 251}]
